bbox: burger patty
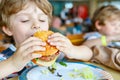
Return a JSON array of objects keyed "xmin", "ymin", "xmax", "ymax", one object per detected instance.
[{"xmin": 40, "ymin": 52, "xmax": 59, "ymax": 61}]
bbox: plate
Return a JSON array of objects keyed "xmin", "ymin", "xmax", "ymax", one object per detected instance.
[{"xmin": 19, "ymin": 62, "xmax": 107, "ymax": 80}]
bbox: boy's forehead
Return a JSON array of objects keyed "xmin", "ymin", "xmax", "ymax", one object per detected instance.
[
  {"xmin": 15, "ymin": 3, "xmax": 46, "ymax": 16},
  {"xmin": 109, "ymin": 16, "xmax": 120, "ymax": 21},
  {"xmin": 105, "ymin": 18, "xmax": 120, "ymax": 23}
]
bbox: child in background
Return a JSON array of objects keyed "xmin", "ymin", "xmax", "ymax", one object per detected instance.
[
  {"xmin": 63, "ymin": 5, "xmax": 120, "ymax": 71},
  {"xmin": 0, "ymin": 0, "xmax": 92, "ymax": 79},
  {"xmin": 83, "ymin": 5, "xmax": 120, "ymax": 48}
]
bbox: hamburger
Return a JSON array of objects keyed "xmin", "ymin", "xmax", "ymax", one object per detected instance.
[{"xmin": 32, "ymin": 30, "xmax": 59, "ymax": 66}]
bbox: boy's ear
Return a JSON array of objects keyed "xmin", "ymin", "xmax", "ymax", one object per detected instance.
[
  {"xmin": 95, "ymin": 20, "xmax": 102, "ymax": 30},
  {"xmin": 2, "ymin": 26, "xmax": 13, "ymax": 36}
]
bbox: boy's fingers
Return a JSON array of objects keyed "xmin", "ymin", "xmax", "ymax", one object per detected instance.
[
  {"xmin": 48, "ymin": 33, "xmax": 65, "ymax": 39},
  {"xmin": 23, "ymin": 46, "xmax": 45, "ymax": 57},
  {"xmin": 20, "ymin": 40, "xmax": 46, "ymax": 53},
  {"xmin": 31, "ymin": 53, "xmax": 42, "ymax": 59},
  {"xmin": 21, "ymin": 37, "xmax": 42, "ymax": 46}
]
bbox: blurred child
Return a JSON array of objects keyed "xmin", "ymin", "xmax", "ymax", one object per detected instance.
[
  {"xmin": 60, "ymin": 5, "xmax": 120, "ymax": 71},
  {"xmin": 0, "ymin": 0, "xmax": 92, "ymax": 79},
  {"xmin": 83, "ymin": 5, "xmax": 120, "ymax": 48}
]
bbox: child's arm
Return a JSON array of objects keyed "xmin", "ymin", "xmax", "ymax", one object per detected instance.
[
  {"xmin": 83, "ymin": 34, "xmax": 120, "ymax": 48},
  {"xmin": 66, "ymin": 45, "xmax": 93, "ymax": 61},
  {"xmin": 0, "ymin": 57, "xmax": 18, "ymax": 79},
  {"xmin": 48, "ymin": 33, "xmax": 93, "ymax": 61},
  {"xmin": 0, "ymin": 37, "xmax": 44, "ymax": 79},
  {"xmin": 83, "ymin": 38, "xmax": 103, "ymax": 48}
]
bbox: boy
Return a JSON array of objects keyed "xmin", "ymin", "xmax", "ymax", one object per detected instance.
[
  {"xmin": 69, "ymin": 5, "xmax": 120, "ymax": 71},
  {"xmin": 83, "ymin": 5, "xmax": 120, "ymax": 48},
  {"xmin": 0, "ymin": 0, "xmax": 92, "ymax": 79}
]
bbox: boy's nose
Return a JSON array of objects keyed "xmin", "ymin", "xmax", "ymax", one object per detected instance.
[
  {"xmin": 32, "ymin": 25, "xmax": 40, "ymax": 29},
  {"xmin": 31, "ymin": 22, "xmax": 40, "ymax": 29}
]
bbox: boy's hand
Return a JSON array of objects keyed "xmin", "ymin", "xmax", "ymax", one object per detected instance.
[
  {"xmin": 47, "ymin": 33, "xmax": 74, "ymax": 55},
  {"xmin": 10, "ymin": 37, "xmax": 46, "ymax": 71}
]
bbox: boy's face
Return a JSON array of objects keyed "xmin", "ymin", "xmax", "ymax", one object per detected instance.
[
  {"xmin": 4, "ymin": 3, "xmax": 49, "ymax": 46},
  {"xmin": 97, "ymin": 19, "xmax": 120, "ymax": 36}
]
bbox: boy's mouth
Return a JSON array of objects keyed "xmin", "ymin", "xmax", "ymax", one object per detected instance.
[{"xmin": 31, "ymin": 35, "xmax": 34, "ymax": 37}]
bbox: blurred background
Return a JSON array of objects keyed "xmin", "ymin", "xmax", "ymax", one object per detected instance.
[
  {"xmin": 49, "ymin": 0, "xmax": 120, "ymax": 18},
  {"xmin": 49, "ymin": 0, "xmax": 120, "ymax": 34}
]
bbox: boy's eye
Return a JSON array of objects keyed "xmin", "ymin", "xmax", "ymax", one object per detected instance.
[
  {"xmin": 39, "ymin": 19, "xmax": 46, "ymax": 22},
  {"xmin": 21, "ymin": 20, "xmax": 29, "ymax": 23}
]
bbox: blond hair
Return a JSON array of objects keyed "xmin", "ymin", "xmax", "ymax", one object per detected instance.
[
  {"xmin": 92, "ymin": 5, "xmax": 120, "ymax": 30},
  {"xmin": 0, "ymin": 0, "xmax": 53, "ymax": 27}
]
